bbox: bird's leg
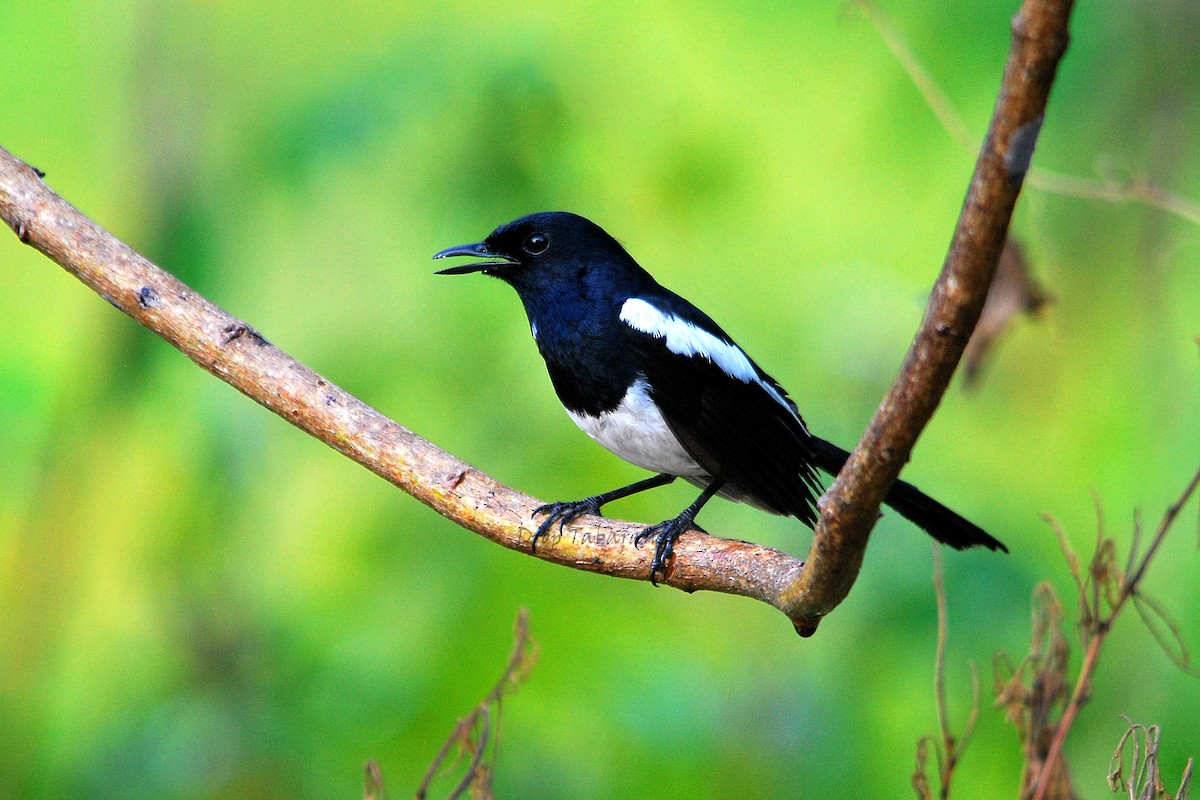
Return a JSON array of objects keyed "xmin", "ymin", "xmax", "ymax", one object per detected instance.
[
  {"xmin": 634, "ymin": 480, "xmax": 725, "ymax": 586},
  {"xmin": 531, "ymin": 473, "xmax": 677, "ymax": 553}
]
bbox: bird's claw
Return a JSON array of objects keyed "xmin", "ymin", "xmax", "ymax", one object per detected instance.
[
  {"xmin": 633, "ymin": 515, "xmax": 693, "ymax": 586},
  {"xmin": 533, "ymin": 492, "xmax": 700, "ymax": 585},
  {"xmin": 530, "ymin": 497, "xmax": 605, "ymax": 553}
]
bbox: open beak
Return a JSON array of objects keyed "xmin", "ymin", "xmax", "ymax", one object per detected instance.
[{"xmin": 433, "ymin": 242, "xmax": 518, "ymax": 275}]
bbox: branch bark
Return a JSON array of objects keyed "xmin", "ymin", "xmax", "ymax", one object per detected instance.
[
  {"xmin": 780, "ymin": 0, "xmax": 1075, "ymax": 634},
  {"xmin": 0, "ymin": 0, "xmax": 1074, "ymax": 636},
  {"xmin": 0, "ymin": 144, "xmax": 804, "ymax": 615}
]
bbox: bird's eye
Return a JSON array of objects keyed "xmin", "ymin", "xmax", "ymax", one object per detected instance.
[{"xmin": 522, "ymin": 233, "xmax": 549, "ymax": 255}]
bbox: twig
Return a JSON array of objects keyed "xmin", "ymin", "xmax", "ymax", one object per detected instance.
[
  {"xmin": 853, "ymin": 0, "xmax": 975, "ymax": 151},
  {"xmin": 415, "ymin": 609, "xmax": 537, "ymax": 800},
  {"xmin": 914, "ymin": 546, "xmax": 980, "ymax": 799},
  {"xmin": 933, "ymin": 548, "xmax": 952, "ymax": 776},
  {"xmin": 1124, "ymin": 467, "xmax": 1200, "ymax": 593},
  {"xmin": 780, "ymin": 0, "xmax": 1077, "ymax": 633},
  {"xmin": 995, "ymin": 582, "xmax": 1073, "ymax": 798},
  {"xmin": 854, "ymin": 0, "xmax": 1200, "ymax": 227},
  {"xmin": 1108, "ymin": 718, "xmax": 1194, "ymax": 800},
  {"xmin": 363, "ymin": 761, "xmax": 387, "ymax": 800},
  {"xmin": 446, "ymin": 709, "xmax": 489, "ymax": 800},
  {"xmin": 1027, "ymin": 169, "xmax": 1200, "ymax": 227}
]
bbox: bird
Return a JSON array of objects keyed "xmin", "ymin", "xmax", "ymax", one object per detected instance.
[{"xmin": 434, "ymin": 211, "xmax": 1007, "ymax": 583}]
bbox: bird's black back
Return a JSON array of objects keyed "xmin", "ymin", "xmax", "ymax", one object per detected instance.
[{"xmin": 622, "ymin": 285, "xmax": 826, "ymax": 524}]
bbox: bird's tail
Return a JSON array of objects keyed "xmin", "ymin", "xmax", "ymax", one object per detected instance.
[{"xmin": 808, "ymin": 437, "xmax": 1008, "ymax": 553}]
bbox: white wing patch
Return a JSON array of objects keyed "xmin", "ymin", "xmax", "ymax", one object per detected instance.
[
  {"xmin": 620, "ymin": 296, "xmax": 796, "ymax": 415},
  {"xmin": 621, "ymin": 297, "xmax": 757, "ymax": 381}
]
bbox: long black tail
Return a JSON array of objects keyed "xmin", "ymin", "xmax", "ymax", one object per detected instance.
[{"xmin": 809, "ymin": 437, "xmax": 1007, "ymax": 553}]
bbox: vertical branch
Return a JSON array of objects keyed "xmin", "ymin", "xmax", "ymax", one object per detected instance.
[{"xmin": 781, "ymin": 0, "xmax": 1076, "ymax": 633}]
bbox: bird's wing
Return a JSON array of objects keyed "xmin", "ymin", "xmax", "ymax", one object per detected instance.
[{"xmin": 619, "ymin": 294, "xmax": 824, "ymax": 524}]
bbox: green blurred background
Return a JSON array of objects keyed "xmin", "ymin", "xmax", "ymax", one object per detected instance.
[{"xmin": 2, "ymin": 1, "xmax": 1197, "ymax": 797}]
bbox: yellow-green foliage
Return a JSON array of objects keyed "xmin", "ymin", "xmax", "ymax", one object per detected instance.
[{"xmin": 1, "ymin": 2, "xmax": 1197, "ymax": 798}]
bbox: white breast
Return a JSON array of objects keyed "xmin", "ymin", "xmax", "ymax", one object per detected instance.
[{"xmin": 565, "ymin": 379, "xmax": 708, "ymax": 478}]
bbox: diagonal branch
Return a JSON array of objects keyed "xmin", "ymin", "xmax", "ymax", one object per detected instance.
[
  {"xmin": 779, "ymin": 0, "xmax": 1076, "ymax": 634},
  {"xmin": 0, "ymin": 144, "xmax": 805, "ymax": 618}
]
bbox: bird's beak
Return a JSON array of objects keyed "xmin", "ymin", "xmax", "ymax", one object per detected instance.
[{"xmin": 432, "ymin": 242, "xmax": 518, "ymax": 275}]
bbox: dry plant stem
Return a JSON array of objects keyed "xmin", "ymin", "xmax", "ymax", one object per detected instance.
[
  {"xmin": 933, "ymin": 546, "xmax": 953, "ymax": 792},
  {"xmin": 930, "ymin": 546, "xmax": 980, "ymax": 799},
  {"xmin": 363, "ymin": 761, "xmax": 387, "ymax": 800},
  {"xmin": 415, "ymin": 609, "xmax": 535, "ymax": 800},
  {"xmin": 1109, "ymin": 719, "xmax": 1195, "ymax": 800},
  {"xmin": 780, "ymin": 0, "xmax": 1076, "ymax": 633},
  {"xmin": 1122, "ymin": 465, "xmax": 1200, "ymax": 593},
  {"xmin": 1026, "ymin": 169, "xmax": 1200, "ymax": 226},
  {"xmin": 0, "ymin": 145, "xmax": 810, "ymax": 617},
  {"xmin": 1030, "ymin": 464, "xmax": 1200, "ymax": 800}
]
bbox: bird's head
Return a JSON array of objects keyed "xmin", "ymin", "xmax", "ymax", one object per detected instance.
[{"xmin": 434, "ymin": 211, "xmax": 642, "ymax": 294}]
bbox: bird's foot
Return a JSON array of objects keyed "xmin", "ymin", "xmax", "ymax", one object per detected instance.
[
  {"xmin": 530, "ymin": 496, "xmax": 606, "ymax": 553},
  {"xmin": 634, "ymin": 513, "xmax": 698, "ymax": 586}
]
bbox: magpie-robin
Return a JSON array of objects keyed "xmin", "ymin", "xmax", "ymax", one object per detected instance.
[{"xmin": 435, "ymin": 212, "xmax": 1006, "ymax": 583}]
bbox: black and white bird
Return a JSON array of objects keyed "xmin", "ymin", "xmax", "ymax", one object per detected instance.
[{"xmin": 435, "ymin": 212, "xmax": 1006, "ymax": 582}]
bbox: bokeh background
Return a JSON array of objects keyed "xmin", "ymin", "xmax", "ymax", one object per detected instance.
[{"xmin": 2, "ymin": 1, "xmax": 1198, "ymax": 798}]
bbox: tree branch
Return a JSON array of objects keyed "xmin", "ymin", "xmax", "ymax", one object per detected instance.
[
  {"xmin": 0, "ymin": 144, "xmax": 805, "ymax": 618},
  {"xmin": 780, "ymin": 0, "xmax": 1076, "ymax": 634}
]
